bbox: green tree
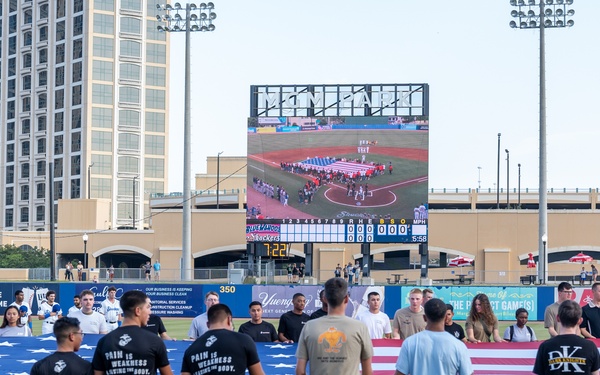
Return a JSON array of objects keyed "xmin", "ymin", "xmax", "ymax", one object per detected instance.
[{"xmin": 0, "ymin": 244, "xmax": 51, "ymax": 268}]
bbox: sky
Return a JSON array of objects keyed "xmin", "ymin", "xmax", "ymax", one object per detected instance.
[{"xmin": 165, "ymin": 1, "xmax": 600, "ymax": 193}]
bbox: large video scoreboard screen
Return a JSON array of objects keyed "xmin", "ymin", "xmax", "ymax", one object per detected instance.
[{"xmin": 246, "ymin": 116, "xmax": 428, "ymax": 243}]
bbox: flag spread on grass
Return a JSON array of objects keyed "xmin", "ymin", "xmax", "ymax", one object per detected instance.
[{"xmin": 0, "ymin": 335, "xmax": 580, "ymax": 375}]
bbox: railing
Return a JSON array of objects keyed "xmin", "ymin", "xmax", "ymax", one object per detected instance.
[{"xmin": 430, "ymin": 187, "xmax": 598, "ymax": 194}]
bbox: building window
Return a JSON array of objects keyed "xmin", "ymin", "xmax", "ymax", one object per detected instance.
[
  {"xmin": 37, "ymin": 160, "xmax": 46, "ymax": 176},
  {"xmin": 147, "ymin": 20, "xmax": 167, "ymax": 42},
  {"xmin": 24, "ymin": 9, "xmax": 33, "ymax": 24},
  {"xmin": 91, "ymin": 154, "xmax": 112, "ymax": 175},
  {"xmin": 7, "ymin": 144, "xmax": 15, "ymax": 162},
  {"xmin": 93, "ymin": 37, "xmax": 113, "ymax": 58},
  {"xmin": 145, "ymin": 135, "xmax": 165, "ymax": 155},
  {"xmin": 22, "ymin": 96, "xmax": 31, "ymax": 112},
  {"xmin": 71, "ymin": 132, "xmax": 81, "ymax": 152},
  {"xmin": 119, "ymin": 110, "xmax": 140, "ymax": 128},
  {"xmin": 38, "ymin": 93, "xmax": 47, "ymax": 109},
  {"xmin": 146, "ymin": 89, "xmax": 165, "ymax": 110},
  {"xmin": 54, "ymin": 181, "xmax": 63, "ymax": 200},
  {"xmin": 37, "ymin": 139, "xmax": 46, "ymax": 154},
  {"xmin": 21, "ymin": 185, "xmax": 29, "ymax": 201},
  {"xmin": 57, "ymin": 0, "xmax": 65, "ymax": 18},
  {"xmin": 54, "ymin": 135, "xmax": 63, "ymax": 155},
  {"xmin": 23, "ymin": 75, "xmax": 32, "ymax": 90},
  {"xmin": 118, "ymin": 156, "xmax": 139, "ymax": 174},
  {"xmin": 36, "ymin": 206, "xmax": 45, "ymax": 221},
  {"xmin": 92, "ymin": 84, "xmax": 113, "ymax": 105},
  {"xmin": 146, "ymin": 43, "xmax": 166, "ymax": 64},
  {"xmin": 6, "ymin": 188, "xmax": 14, "ymax": 205},
  {"xmin": 94, "ymin": 13, "xmax": 114, "ymax": 35},
  {"xmin": 73, "ymin": 39, "xmax": 83, "ymax": 59},
  {"xmin": 119, "ymin": 63, "xmax": 140, "ymax": 81},
  {"xmin": 6, "ymin": 166, "xmax": 15, "ymax": 184},
  {"xmin": 118, "ymin": 133, "xmax": 140, "ymax": 151},
  {"xmin": 71, "ymin": 155, "xmax": 81, "ymax": 175},
  {"xmin": 56, "ymin": 21, "xmax": 65, "ymax": 41},
  {"xmin": 72, "ymin": 85, "xmax": 82, "ymax": 106},
  {"xmin": 73, "ymin": 15, "xmax": 83, "ymax": 36},
  {"xmin": 94, "ymin": 0, "xmax": 114, "ymax": 11},
  {"xmin": 39, "ymin": 49, "xmax": 48, "ymax": 64},
  {"xmin": 54, "ymin": 158, "xmax": 63, "ymax": 177},
  {"xmin": 22, "ymin": 119, "xmax": 31, "ymax": 134},
  {"xmin": 145, "ymin": 112, "xmax": 165, "ymax": 132},
  {"xmin": 119, "ymin": 86, "xmax": 140, "ymax": 105},
  {"xmin": 120, "ymin": 40, "xmax": 141, "ymax": 58},
  {"xmin": 71, "ymin": 179, "xmax": 81, "ymax": 198},
  {"xmin": 7, "ymin": 122, "xmax": 15, "ymax": 141},
  {"xmin": 74, "ymin": 0, "xmax": 84, "ymax": 12},
  {"xmin": 92, "ymin": 107, "xmax": 112, "ymax": 128},
  {"xmin": 91, "ymin": 131, "xmax": 112, "ymax": 151},
  {"xmin": 8, "ymin": 58, "xmax": 16, "ymax": 76},
  {"xmin": 37, "ymin": 116, "xmax": 46, "ymax": 131},
  {"xmin": 9, "ymin": 14, "xmax": 17, "ymax": 34},
  {"xmin": 145, "ymin": 158, "xmax": 165, "ymax": 178},
  {"xmin": 39, "ymin": 70, "xmax": 47, "ymax": 86},
  {"xmin": 93, "ymin": 60, "xmax": 113, "ymax": 81},
  {"xmin": 122, "ymin": 0, "xmax": 142, "ymax": 11},
  {"xmin": 56, "ymin": 44, "xmax": 65, "ymax": 64},
  {"xmin": 91, "ymin": 178, "xmax": 112, "ymax": 198},
  {"xmin": 24, "ymin": 31, "xmax": 32, "ymax": 46},
  {"xmin": 55, "ymin": 89, "xmax": 64, "ymax": 109},
  {"xmin": 21, "ymin": 163, "xmax": 30, "ymax": 178},
  {"xmin": 55, "ymin": 112, "xmax": 64, "ymax": 132},
  {"xmin": 73, "ymin": 62, "xmax": 83, "ymax": 81},
  {"xmin": 146, "ymin": 66, "xmax": 166, "ymax": 87},
  {"xmin": 22, "ymin": 141, "xmax": 30, "ymax": 157},
  {"xmin": 7, "ymin": 79, "xmax": 16, "ymax": 98},
  {"xmin": 120, "ymin": 17, "xmax": 141, "ymax": 35},
  {"xmin": 72, "ymin": 108, "xmax": 82, "ymax": 129},
  {"xmin": 5, "ymin": 209, "xmax": 14, "ymax": 227},
  {"xmin": 20, "ymin": 207, "xmax": 29, "ymax": 223},
  {"xmin": 36, "ymin": 183, "xmax": 45, "ymax": 199},
  {"xmin": 40, "ymin": 4, "xmax": 49, "ymax": 19},
  {"xmin": 39, "ymin": 26, "xmax": 48, "ymax": 42},
  {"xmin": 9, "ymin": 36, "xmax": 17, "ymax": 55},
  {"xmin": 7, "ymin": 101, "xmax": 16, "ymax": 120},
  {"xmin": 23, "ymin": 53, "xmax": 32, "ymax": 68},
  {"xmin": 55, "ymin": 67, "xmax": 64, "ymax": 86}
]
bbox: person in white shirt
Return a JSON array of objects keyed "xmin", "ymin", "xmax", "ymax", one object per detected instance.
[
  {"xmin": 503, "ymin": 308, "xmax": 537, "ymax": 342},
  {"xmin": 68, "ymin": 295, "xmax": 82, "ymax": 316},
  {"xmin": 187, "ymin": 291, "xmax": 219, "ymax": 340},
  {"xmin": 0, "ymin": 306, "xmax": 33, "ymax": 337},
  {"xmin": 68, "ymin": 290, "xmax": 108, "ymax": 334},
  {"xmin": 37, "ymin": 290, "xmax": 62, "ymax": 335},
  {"xmin": 10, "ymin": 289, "xmax": 32, "ymax": 330},
  {"xmin": 356, "ymin": 291, "xmax": 392, "ymax": 339},
  {"xmin": 100, "ymin": 286, "xmax": 122, "ymax": 332}
]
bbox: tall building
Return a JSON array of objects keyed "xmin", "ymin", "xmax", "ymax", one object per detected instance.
[{"xmin": 0, "ymin": 0, "xmax": 169, "ymax": 231}]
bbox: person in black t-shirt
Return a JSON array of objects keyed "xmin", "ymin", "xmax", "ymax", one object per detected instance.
[
  {"xmin": 30, "ymin": 317, "xmax": 92, "ymax": 375},
  {"xmin": 444, "ymin": 304, "xmax": 466, "ymax": 342},
  {"xmin": 92, "ymin": 290, "xmax": 173, "ymax": 375},
  {"xmin": 534, "ymin": 300, "xmax": 600, "ymax": 375},
  {"xmin": 309, "ymin": 289, "xmax": 328, "ymax": 320},
  {"xmin": 181, "ymin": 304, "xmax": 264, "ymax": 375},
  {"xmin": 238, "ymin": 301, "xmax": 278, "ymax": 342},
  {"xmin": 144, "ymin": 314, "xmax": 176, "ymax": 341},
  {"xmin": 278, "ymin": 293, "xmax": 309, "ymax": 343}
]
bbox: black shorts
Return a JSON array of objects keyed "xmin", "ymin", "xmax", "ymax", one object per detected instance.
[{"xmin": 145, "ymin": 270, "xmax": 151, "ymax": 274}]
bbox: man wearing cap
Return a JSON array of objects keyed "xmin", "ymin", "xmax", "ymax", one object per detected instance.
[{"xmin": 37, "ymin": 290, "xmax": 62, "ymax": 335}]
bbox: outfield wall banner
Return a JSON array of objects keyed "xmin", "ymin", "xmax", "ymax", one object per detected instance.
[
  {"xmin": 247, "ymin": 115, "xmax": 429, "ymax": 244},
  {"xmin": 393, "ymin": 286, "xmax": 539, "ymax": 321},
  {"xmin": 0, "ymin": 282, "xmax": 64, "ymax": 316}
]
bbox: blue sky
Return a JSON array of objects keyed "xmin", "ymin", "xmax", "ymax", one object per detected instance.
[{"xmin": 166, "ymin": 1, "xmax": 599, "ymax": 192}]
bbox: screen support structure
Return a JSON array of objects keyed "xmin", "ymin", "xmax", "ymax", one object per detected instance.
[
  {"xmin": 361, "ymin": 243, "xmax": 371, "ymax": 278},
  {"xmin": 419, "ymin": 243, "xmax": 429, "ymax": 279},
  {"xmin": 304, "ymin": 243, "xmax": 313, "ymax": 278}
]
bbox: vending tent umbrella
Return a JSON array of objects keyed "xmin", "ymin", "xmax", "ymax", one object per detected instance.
[
  {"xmin": 527, "ymin": 253, "xmax": 536, "ymax": 268},
  {"xmin": 448, "ymin": 256, "xmax": 474, "ymax": 275},
  {"xmin": 569, "ymin": 252, "xmax": 594, "ymax": 264}
]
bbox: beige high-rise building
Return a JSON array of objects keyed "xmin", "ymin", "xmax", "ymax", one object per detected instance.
[{"xmin": 0, "ymin": 0, "xmax": 168, "ymax": 231}]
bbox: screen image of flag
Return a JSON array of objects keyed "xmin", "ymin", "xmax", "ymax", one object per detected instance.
[{"xmin": 0, "ymin": 335, "xmax": 573, "ymax": 375}]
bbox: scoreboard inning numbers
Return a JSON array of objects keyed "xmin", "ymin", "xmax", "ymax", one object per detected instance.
[{"xmin": 246, "ymin": 220, "xmax": 427, "ymax": 244}]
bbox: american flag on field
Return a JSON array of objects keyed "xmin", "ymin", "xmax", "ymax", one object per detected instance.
[
  {"xmin": 299, "ymin": 157, "xmax": 374, "ymax": 174},
  {"xmin": 0, "ymin": 335, "xmax": 575, "ymax": 375}
]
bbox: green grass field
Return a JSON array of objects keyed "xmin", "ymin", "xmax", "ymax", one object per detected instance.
[{"xmin": 30, "ymin": 317, "xmax": 550, "ymax": 341}]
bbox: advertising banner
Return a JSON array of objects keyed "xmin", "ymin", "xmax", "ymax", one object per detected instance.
[{"xmin": 0, "ymin": 283, "xmax": 62, "ymax": 316}]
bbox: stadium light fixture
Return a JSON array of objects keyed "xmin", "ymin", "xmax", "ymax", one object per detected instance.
[
  {"xmin": 509, "ymin": 0, "xmax": 574, "ymax": 284},
  {"xmin": 157, "ymin": 2, "xmax": 217, "ymax": 281}
]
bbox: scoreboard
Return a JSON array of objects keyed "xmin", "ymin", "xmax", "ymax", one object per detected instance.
[{"xmin": 246, "ymin": 219, "xmax": 427, "ymax": 243}]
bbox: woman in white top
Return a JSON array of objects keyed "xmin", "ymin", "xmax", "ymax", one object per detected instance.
[{"xmin": 0, "ymin": 305, "xmax": 33, "ymax": 337}]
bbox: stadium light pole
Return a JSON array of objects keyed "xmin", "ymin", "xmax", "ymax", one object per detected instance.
[
  {"xmin": 505, "ymin": 149, "xmax": 510, "ymax": 208},
  {"xmin": 157, "ymin": 2, "xmax": 216, "ymax": 281},
  {"xmin": 477, "ymin": 166, "xmax": 482, "ymax": 190},
  {"xmin": 87, "ymin": 162, "xmax": 94, "ymax": 199},
  {"xmin": 510, "ymin": 0, "xmax": 574, "ymax": 284},
  {"xmin": 82, "ymin": 233, "xmax": 88, "ymax": 270},
  {"xmin": 496, "ymin": 133, "xmax": 501, "ymax": 209},
  {"xmin": 217, "ymin": 151, "xmax": 223, "ymax": 209},
  {"xmin": 518, "ymin": 163, "xmax": 522, "ymax": 208}
]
